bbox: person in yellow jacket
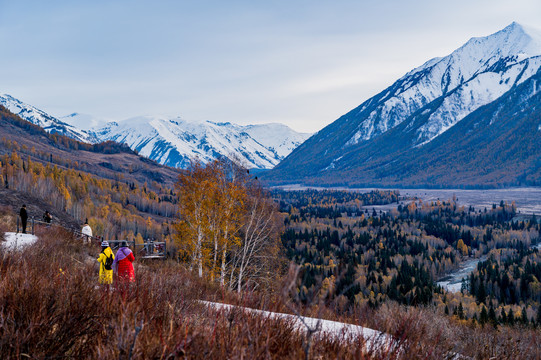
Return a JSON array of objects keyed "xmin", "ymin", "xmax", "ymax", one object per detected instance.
[{"xmin": 97, "ymin": 241, "xmax": 115, "ymax": 285}]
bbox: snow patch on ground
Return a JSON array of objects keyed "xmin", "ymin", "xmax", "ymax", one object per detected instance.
[
  {"xmin": 2, "ymin": 232, "xmax": 38, "ymax": 250},
  {"xmin": 201, "ymin": 301, "xmax": 392, "ymax": 349}
]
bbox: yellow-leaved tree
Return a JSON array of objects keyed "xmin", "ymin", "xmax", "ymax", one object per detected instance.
[
  {"xmin": 174, "ymin": 158, "xmax": 283, "ymax": 291},
  {"xmin": 175, "ymin": 161, "xmax": 214, "ymax": 278}
]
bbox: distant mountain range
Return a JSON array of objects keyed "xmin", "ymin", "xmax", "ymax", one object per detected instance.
[
  {"xmin": 265, "ymin": 22, "xmax": 541, "ymax": 188},
  {"xmin": 0, "ymin": 105, "xmax": 181, "ymax": 188},
  {"xmin": 0, "ymin": 96, "xmax": 310, "ymax": 170},
  {"xmin": 93, "ymin": 117, "xmax": 309, "ymax": 169},
  {"xmin": 0, "ymin": 94, "xmax": 98, "ymax": 143}
]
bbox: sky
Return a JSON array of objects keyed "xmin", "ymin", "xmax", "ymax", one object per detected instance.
[{"xmin": 0, "ymin": 0, "xmax": 540, "ymax": 133}]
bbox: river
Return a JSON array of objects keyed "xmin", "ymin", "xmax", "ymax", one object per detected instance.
[
  {"xmin": 436, "ymin": 256, "xmax": 486, "ymax": 293},
  {"xmin": 437, "ymin": 243, "xmax": 541, "ymax": 293}
]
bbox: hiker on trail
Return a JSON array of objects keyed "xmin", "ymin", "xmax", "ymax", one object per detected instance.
[
  {"xmin": 97, "ymin": 241, "xmax": 115, "ymax": 285},
  {"xmin": 113, "ymin": 241, "xmax": 135, "ymax": 283},
  {"xmin": 81, "ymin": 219, "xmax": 92, "ymax": 244},
  {"xmin": 19, "ymin": 205, "xmax": 28, "ymax": 234},
  {"xmin": 43, "ymin": 211, "xmax": 52, "ymax": 224}
]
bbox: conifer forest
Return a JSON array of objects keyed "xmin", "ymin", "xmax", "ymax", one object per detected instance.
[{"xmin": 275, "ymin": 189, "xmax": 541, "ymax": 327}]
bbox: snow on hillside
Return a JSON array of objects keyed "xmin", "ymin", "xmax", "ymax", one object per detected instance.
[
  {"xmin": 346, "ymin": 22, "xmax": 541, "ymax": 147},
  {"xmin": 202, "ymin": 301, "xmax": 392, "ymax": 348},
  {"xmin": 95, "ymin": 117, "xmax": 311, "ymax": 169},
  {"xmin": 2, "ymin": 232, "xmax": 38, "ymax": 251},
  {"xmin": 0, "ymin": 94, "xmax": 98, "ymax": 143}
]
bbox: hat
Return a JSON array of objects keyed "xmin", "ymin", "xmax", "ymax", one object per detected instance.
[{"xmin": 101, "ymin": 241, "xmax": 109, "ymax": 247}]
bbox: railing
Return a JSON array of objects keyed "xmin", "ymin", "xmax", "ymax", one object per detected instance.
[
  {"xmin": 16, "ymin": 216, "xmax": 35, "ymax": 235},
  {"xmin": 16, "ymin": 215, "xmax": 167, "ymax": 259},
  {"xmin": 134, "ymin": 240, "xmax": 167, "ymax": 259},
  {"xmin": 104, "ymin": 240, "xmax": 136, "ymax": 251}
]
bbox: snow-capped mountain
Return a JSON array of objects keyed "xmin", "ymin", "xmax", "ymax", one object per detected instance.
[
  {"xmin": 0, "ymin": 94, "xmax": 99, "ymax": 143},
  {"xmin": 0, "ymin": 94, "xmax": 310, "ymax": 169},
  {"xmin": 60, "ymin": 112, "xmax": 108, "ymax": 131},
  {"xmin": 266, "ymin": 22, "xmax": 541, "ymax": 187},
  {"xmin": 346, "ymin": 21, "xmax": 541, "ymax": 147},
  {"xmin": 243, "ymin": 123, "xmax": 310, "ymax": 159},
  {"xmin": 94, "ymin": 117, "xmax": 310, "ymax": 169}
]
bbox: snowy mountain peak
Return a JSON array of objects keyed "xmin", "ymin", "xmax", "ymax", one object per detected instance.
[
  {"xmin": 60, "ymin": 112, "xmax": 109, "ymax": 131},
  {"xmin": 344, "ymin": 22, "xmax": 541, "ymax": 147},
  {"xmin": 1, "ymin": 94, "xmax": 309, "ymax": 169},
  {"xmin": 456, "ymin": 22, "xmax": 541, "ymax": 64},
  {"xmin": 0, "ymin": 94, "xmax": 98, "ymax": 143},
  {"xmin": 95, "ymin": 116, "xmax": 311, "ymax": 169}
]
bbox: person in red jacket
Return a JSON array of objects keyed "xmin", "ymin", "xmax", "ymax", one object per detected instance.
[{"xmin": 113, "ymin": 241, "xmax": 135, "ymax": 283}]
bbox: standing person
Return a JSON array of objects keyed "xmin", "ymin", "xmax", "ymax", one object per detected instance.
[
  {"xmin": 81, "ymin": 219, "xmax": 93, "ymax": 244},
  {"xmin": 19, "ymin": 205, "xmax": 28, "ymax": 234},
  {"xmin": 113, "ymin": 241, "xmax": 135, "ymax": 283},
  {"xmin": 97, "ymin": 241, "xmax": 115, "ymax": 286}
]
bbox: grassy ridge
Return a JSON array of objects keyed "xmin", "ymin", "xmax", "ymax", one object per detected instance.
[{"xmin": 0, "ymin": 213, "xmax": 540, "ymax": 358}]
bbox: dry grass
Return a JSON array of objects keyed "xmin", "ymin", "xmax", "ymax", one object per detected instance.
[{"xmin": 0, "ymin": 228, "xmax": 539, "ymax": 359}]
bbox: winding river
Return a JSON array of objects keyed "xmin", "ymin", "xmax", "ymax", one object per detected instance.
[{"xmin": 438, "ymin": 243, "xmax": 541, "ymax": 293}]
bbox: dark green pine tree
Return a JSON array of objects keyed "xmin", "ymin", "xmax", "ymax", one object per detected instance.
[
  {"xmin": 521, "ymin": 307, "xmax": 528, "ymax": 325},
  {"xmin": 457, "ymin": 302, "xmax": 465, "ymax": 320},
  {"xmin": 480, "ymin": 305, "xmax": 489, "ymax": 325},
  {"xmin": 488, "ymin": 304, "xmax": 497, "ymax": 327},
  {"xmin": 508, "ymin": 309, "xmax": 515, "ymax": 326},
  {"xmin": 477, "ymin": 281, "xmax": 487, "ymax": 304}
]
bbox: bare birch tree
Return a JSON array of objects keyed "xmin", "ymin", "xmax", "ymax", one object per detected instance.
[{"xmin": 229, "ymin": 183, "xmax": 281, "ymax": 292}]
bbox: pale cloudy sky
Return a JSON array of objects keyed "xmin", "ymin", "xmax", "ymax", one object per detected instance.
[{"xmin": 0, "ymin": 0, "xmax": 540, "ymax": 132}]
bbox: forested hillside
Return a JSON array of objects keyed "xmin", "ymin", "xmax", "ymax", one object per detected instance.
[
  {"xmin": 0, "ymin": 105, "xmax": 179, "ymax": 242},
  {"xmin": 275, "ymin": 189, "xmax": 541, "ymax": 326}
]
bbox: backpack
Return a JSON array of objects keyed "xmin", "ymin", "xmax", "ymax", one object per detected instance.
[{"xmin": 103, "ymin": 251, "xmax": 113, "ymax": 271}]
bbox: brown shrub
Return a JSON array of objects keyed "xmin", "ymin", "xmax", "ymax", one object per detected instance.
[{"xmin": 0, "ymin": 231, "xmax": 539, "ymax": 359}]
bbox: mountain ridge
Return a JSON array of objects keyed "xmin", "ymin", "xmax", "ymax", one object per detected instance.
[
  {"xmin": 0, "ymin": 94, "xmax": 99, "ymax": 144},
  {"xmin": 94, "ymin": 116, "xmax": 310, "ymax": 169},
  {"xmin": 0, "ymin": 95, "xmax": 310, "ymax": 170},
  {"xmin": 265, "ymin": 22, "xmax": 541, "ymax": 188}
]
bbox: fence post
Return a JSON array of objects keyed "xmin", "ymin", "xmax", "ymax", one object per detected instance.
[
  {"xmin": 17, "ymin": 216, "xmax": 19, "ymax": 233},
  {"xmin": 32, "ymin": 217, "xmax": 35, "ymax": 235}
]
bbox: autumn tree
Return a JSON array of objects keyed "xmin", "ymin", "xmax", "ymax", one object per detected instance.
[
  {"xmin": 174, "ymin": 158, "xmax": 282, "ymax": 290},
  {"xmin": 175, "ymin": 160, "xmax": 214, "ymax": 277},
  {"xmin": 229, "ymin": 181, "xmax": 282, "ymax": 293}
]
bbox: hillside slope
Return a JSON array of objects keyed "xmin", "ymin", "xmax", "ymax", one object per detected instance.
[
  {"xmin": 0, "ymin": 106, "xmax": 180, "ymax": 187},
  {"xmin": 0, "ymin": 105, "xmax": 181, "ymax": 239}
]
